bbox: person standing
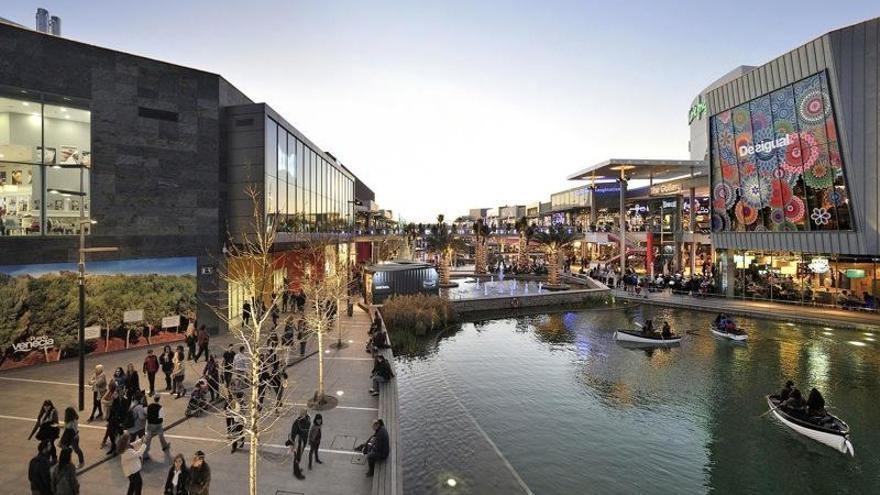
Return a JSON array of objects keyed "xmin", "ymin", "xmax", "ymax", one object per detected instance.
[
  {"xmin": 159, "ymin": 345, "xmax": 175, "ymax": 392},
  {"xmin": 185, "ymin": 321, "xmax": 197, "ymax": 360},
  {"xmin": 119, "ymin": 432, "xmax": 146, "ymax": 495},
  {"xmin": 242, "ymin": 300, "xmax": 252, "ymax": 327},
  {"xmin": 203, "ymin": 354, "xmax": 219, "ymax": 402},
  {"xmin": 296, "ymin": 320, "xmax": 307, "ymax": 357},
  {"xmin": 187, "ymin": 451, "xmax": 211, "ymax": 495},
  {"xmin": 126, "ymin": 393, "xmax": 147, "ymax": 440},
  {"xmin": 28, "ymin": 400, "xmax": 59, "ymax": 465},
  {"xmin": 164, "ymin": 453, "xmax": 190, "ymax": 495},
  {"xmin": 194, "ymin": 325, "xmax": 210, "ymax": 363},
  {"xmin": 51, "ymin": 447, "xmax": 79, "ymax": 495},
  {"xmin": 59, "ymin": 407, "xmax": 85, "ymax": 467},
  {"xmin": 307, "ymin": 414, "xmax": 323, "ymax": 469},
  {"xmin": 28, "ymin": 443, "xmax": 53, "ymax": 495},
  {"xmin": 104, "ymin": 391, "xmax": 126, "ymax": 456},
  {"xmin": 142, "ymin": 395, "xmax": 171, "ymax": 461},
  {"xmin": 288, "ymin": 409, "xmax": 310, "ymax": 480},
  {"xmin": 172, "ymin": 347, "xmax": 186, "ymax": 399},
  {"xmin": 365, "ymin": 419, "xmax": 390, "ymax": 478},
  {"xmin": 225, "ymin": 398, "xmax": 244, "ymax": 454},
  {"xmin": 88, "ymin": 364, "xmax": 108, "ymax": 422},
  {"xmin": 143, "ymin": 349, "xmax": 160, "ymax": 397},
  {"xmin": 232, "ymin": 345, "xmax": 249, "ymax": 389},
  {"xmin": 125, "ymin": 363, "xmax": 141, "ymax": 399},
  {"xmin": 221, "ymin": 344, "xmax": 236, "ymax": 389}
]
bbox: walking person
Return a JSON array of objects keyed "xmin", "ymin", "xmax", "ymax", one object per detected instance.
[
  {"xmin": 119, "ymin": 432, "xmax": 146, "ymax": 495},
  {"xmin": 172, "ymin": 346, "xmax": 186, "ymax": 399},
  {"xmin": 187, "ymin": 451, "xmax": 211, "ymax": 495},
  {"xmin": 51, "ymin": 447, "xmax": 79, "ymax": 495},
  {"xmin": 59, "ymin": 407, "xmax": 85, "ymax": 467},
  {"xmin": 87, "ymin": 364, "xmax": 108, "ymax": 422},
  {"xmin": 288, "ymin": 409, "xmax": 310, "ymax": 480},
  {"xmin": 164, "ymin": 453, "xmax": 190, "ymax": 495},
  {"xmin": 307, "ymin": 414, "xmax": 323, "ymax": 469},
  {"xmin": 28, "ymin": 400, "xmax": 59, "ymax": 465},
  {"xmin": 104, "ymin": 391, "xmax": 126, "ymax": 456},
  {"xmin": 142, "ymin": 395, "xmax": 171, "ymax": 461},
  {"xmin": 143, "ymin": 349, "xmax": 160, "ymax": 397},
  {"xmin": 225, "ymin": 397, "xmax": 244, "ymax": 454},
  {"xmin": 125, "ymin": 363, "xmax": 141, "ymax": 399},
  {"xmin": 185, "ymin": 320, "xmax": 197, "ymax": 360},
  {"xmin": 203, "ymin": 354, "xmax": 219, "ymax": 402},
  {"xmin": 222, "ymin": 344, "xmax": 236, "ymax": 389},
  {"xmin": 242, "ymin": 300, "xmax": 252, "ymax": 327},
  {"xmin": 297, "ymin": 320, "xmax": 307, "ymax": 357},
  {"xmin": 28, "ymin": 443, "xmax": 53, "ymax": 495},
  {"xmin": 126, "ymin": 392, "xmax": 147, "ymax": 440},
  {"xmin": 194, "ymin": 325, "xmax": 210, "ymax": 363},
  {"xmin": 159, "ymin": 345, "xmax": 175, "ymax": 392},
  {"xmin": 112, "ymin": 367, "xmax": 127, "ymax": 395}
]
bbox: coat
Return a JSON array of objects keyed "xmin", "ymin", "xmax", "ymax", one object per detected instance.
[
  {"xmin": 52, "ymin": 463, "xmax": 79, "ymax": 495},
  {"xmin": 164, "ymin": 466, "xmax": 190, "ymax": 495},
  {"xmin": 187, "ymin": 463, "xmax": 211, "ymax": 495},
  {"xmin": 28, "ymin": 454, "xmax": 52, "ymax": 495}
]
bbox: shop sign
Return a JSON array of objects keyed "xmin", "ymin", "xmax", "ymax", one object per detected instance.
[
  {"xmin": 650, "ymin": 183, "xmax": 682, "ymax": 196},
  {"xmin": 808, "ymin": 258, "xmax": 830, "ymax": 274},
  {"xmin": 374, "ymin": 285, "xmax": 390, "ymax": 291},
  {"xmin": 162, "ymin": 315, "xmax": 181, "ymax": 328},
  {"xmin": 688, "ymin": 101, "xmax": 707, "ymax": 124},
  {"xmin": 123, "ymin": 309, "xmax": 144, "ymax": 323},
  {"xmin": 738, "ymin": 133, "xmax": 794, "ymax": 158},
  {"xmin": 13, "ymin": 335, "xmax": 54, "ymax": 353},
  {"xmin": 84, "ymin": 325, "xmax": 101, "ymax": 340},
  {"xmin": 662, "ymin": 200, "xmax": 677, "ymax": 209},
  {"xmin": 845, "ymin": 269, "xmax": 866, "ymax": 279}
]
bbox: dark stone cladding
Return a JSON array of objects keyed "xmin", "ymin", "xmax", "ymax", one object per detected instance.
[{"xmin": 0, "ymin": 23, "xmax": 252, "ymax": 331}]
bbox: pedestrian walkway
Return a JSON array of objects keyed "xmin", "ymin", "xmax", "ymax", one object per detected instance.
[
  {"xmin": 0, "ymin": 306, "xmax": 389, "ymax": 495},
  {"xmin": 613, "ymin": 289, "xmax": 880, "ymax": 330}
]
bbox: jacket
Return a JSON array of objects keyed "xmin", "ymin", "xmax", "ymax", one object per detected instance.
[
  {"xmin": 89, "ymin": 372, "xmax": 108, "ymax": 397},
  {"xmin": 308, "ymin": 424, "xmax": 321, "ymax": 446},
  {"xmin": 164, "ymin": 466, "xmax": 190, "ymax": 495},
  {"xmin": 52, "ymin": 463, "xmax": 80, "ymax": 495},
  {"xmin": 160, "ymin": 352, "xmax": 175, "ymax": 373},
  {"xmin": 187, "ymin": 463, "xmax": 211, "ymax": 495},
  {"xmin": 290, "ymin": 415, "xmax": 311, "ymax": 443},
  {"xmin": 28, "ymin": 454, "xmax": 52, "ymax": 494},
  {"xmin": 121, "ymin": 442, "xmax": 146, "ymax": 477},
  {"xmin": 370, "ymin": 426, "xmax": 390, "ymax": 460},
  {"xmin": 144, "ymin": 355, "xmax": 160, "ymax": 374},
  {"xmin": 372, "ymin": 359, "xmax": 394, "ymax": 380}
]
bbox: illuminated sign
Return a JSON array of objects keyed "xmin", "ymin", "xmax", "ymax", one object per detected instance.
[
  {"xmin": 738, "ymin": 133, "xmax": 794, "ymax": 158},
  {"xmin": 808, "ymin": 258, "xmax": 830, "ymax": 274},
  {"xmin": 688, "ymin": 101, "xmax": 707, "ymax": 124},
  {"xmin": 13, "ymin": 335, "xmax": 55, "ymax": 353},
  {"xmin": 845, "ymin": 269, "xmax": 865, "ymax": 278},
  {"xmin": 650, "ymin": 183, "xmax": 682, "ymax": 196}
]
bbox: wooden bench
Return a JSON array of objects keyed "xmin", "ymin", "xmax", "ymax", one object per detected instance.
[{"xmin": 369, "ymin": 309, "xmax": 403, "ymax": 495}]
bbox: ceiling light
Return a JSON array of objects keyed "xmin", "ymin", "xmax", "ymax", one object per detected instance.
[{"xmin": 22, "ymin": 101, "xmax": 29, "ymax": 106}]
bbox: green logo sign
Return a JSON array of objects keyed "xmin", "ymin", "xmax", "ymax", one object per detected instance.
[{"xmin": 688, "ymin": 101, "xmax": 707, "ymax": 124}]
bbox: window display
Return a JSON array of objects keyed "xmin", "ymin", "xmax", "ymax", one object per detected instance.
[{"xmin": 710, "ymin": 71, "xmax": 851, "ymax": 232}]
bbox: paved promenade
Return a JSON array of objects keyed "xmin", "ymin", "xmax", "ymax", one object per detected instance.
[
  {"xmin": 612, "ymin": 289, "xmax": 880, "ymax": 330},
  {"xmin": 0, "ymin": 307, "xmax": 385, "ymax": 495}
]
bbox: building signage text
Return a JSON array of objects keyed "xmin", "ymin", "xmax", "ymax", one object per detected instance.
[
  {"xmin": 688, "ymin": 101, "xmax": 707, "ymax": 124},
  {"xmin": 738, "ymin": 134, "xmax": 793, "ymax": 158},
  {"xmin": 650, "ymin": 183, "xmax": 682, "ymax": 196},
  {"xmin": 13, "ymin": 335, "xmax": 55, "ymax": 353}
]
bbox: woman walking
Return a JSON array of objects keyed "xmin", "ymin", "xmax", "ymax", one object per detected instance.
[
  {"xmin": 308, "ymin": 414, "xmax": 323, "ymax": 469},
  {"xmin": 28, "ymin": 400, "xmax": 59, "ymax": 464},
  {"xmin": 59, "ymin": 407, "xmax": 85, "ymax": 467},
  {"xmin": 119, "ymin": 432, "xmax": 146, "ymax": 495},
  {"xmin": 159, "ymin": 345, "xmax": 175, "ymax": 391},
  {"xmin": 172, "ymin": 346, "xmax": 186, "ymax": 399},
  {"xmin": 51, "ymin": 447, "xmax": 79, "ymax": 495},
  {"xmin": 125, "ymin": 363, "xmax": 141, "ymax": 398},
  {"xmin": 87, "ymin": 364, "xmax": 107, "ymax": 422},
  {"xmin": 164, "ymin": 453, "xmax": 190, "ymax": 495}
]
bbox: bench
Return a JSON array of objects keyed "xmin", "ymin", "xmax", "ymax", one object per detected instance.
[{"xmin": 369, "ymin": 309, "xmax": 403, "ymax": 495}]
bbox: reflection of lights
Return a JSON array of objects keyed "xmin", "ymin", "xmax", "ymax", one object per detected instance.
[
  {"xmin": 823, "ymin": 327, "xmax": 834, "ymax": 331},
  {"xmin": 863, "ymin": 332, "xmax": 873, "ymax": 337},
  {"xmin": 336, "ymin": 390, "xmax": 344, "ymax": 396},
  {"xmin": 447, "ymin": 478, "xmax": 457, "ymax": 488},
  {"xmin": 865, "ymin": 337, "xmax": 876, "ymax": 342},
  {"xmin": 786, "ymin": 323, "xmax": 795, "ymax": 327},
  {"xmin": 847, "ymin": 341, "xmax": 867, "ymax": 347},
  {"xmin": 822, "ymin": 331, "xmax": 834, "ymax": 336},
  {"xmin": 807, "ymin": 344, "xmax": 830, "ymax": 390},
  {"xmin": 563, "ymin": 312, "xmax": 577, "ymax": 328}
]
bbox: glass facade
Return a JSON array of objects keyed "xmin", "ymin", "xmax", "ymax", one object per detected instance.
[
  {"xmin": 710, "ymin": 71, "xmax": 851, "ymax": 232},
  {"xmin": 0, "ymin": 90, "xmax": 90, "ymax": 236},
  {"xmin": 264, "ymin": 116, "xmax": 354, "ymax": 232}
]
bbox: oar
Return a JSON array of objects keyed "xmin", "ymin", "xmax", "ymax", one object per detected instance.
[
  {"xmin": 633, "ymin": 321, "xmax": 643, "ymax": 328},
  {"xmin": 685, "ymin": 329, "xmax": 700, "ymax": 335},
  {"xmin": 759, "ymin": 405, "xmax": 781, "ymax": 418}
]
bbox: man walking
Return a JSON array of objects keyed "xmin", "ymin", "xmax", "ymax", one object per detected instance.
[
  {"xmin": 288, "ymin": 409, "xmax": 310, "ymax": 480},
  {"xmin": 222, "ymin": 344, "xmax": 236, "ymax": 389},
  {"xmin": 142, "ymin": 349, "xmax": 160, "ymax": 397},
  {"xmin": 142, "ymin": 395, "xmax": 171, "ymax": 461},
  {"xmin": 194, "ymin": 325, "xmax": 210, "ymax": 363}
]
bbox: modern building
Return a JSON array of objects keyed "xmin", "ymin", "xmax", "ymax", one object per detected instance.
[
  {"xmin": 0, "ymin": 20, "xmax": 376, "ymax": 338},
  {"xmin": 706, "ymin": 17, "xmax": 880, "ymax": 307}
]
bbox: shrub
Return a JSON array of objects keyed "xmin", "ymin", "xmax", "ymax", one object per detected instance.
[{"xmin": 382, "ymin": 294, "xmax": 457, "ymax": 337}]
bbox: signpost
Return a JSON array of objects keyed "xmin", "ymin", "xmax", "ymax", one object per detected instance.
[
  {"xmin": 162, "ymin": 315, "xmax": 181, "ymax": 329},
  {"xmin": 83, "ymin": 325, "xmax": 101, "ymax": 341},
  {"xmin": 124, "ymin": 309, "xmax": 145, "ymax": 323}
]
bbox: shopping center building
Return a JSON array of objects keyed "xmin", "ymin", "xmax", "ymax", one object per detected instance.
[
  {"xmin": 706, "ymin": 17, "xmax": 880, "ymax": 308},
  {"xmin": 0, "ymin": 20, "xmax": 375, "ymax": 338}
]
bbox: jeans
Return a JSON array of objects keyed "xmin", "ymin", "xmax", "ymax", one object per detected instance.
[
  {"xmin": 143, "ymin": 423, "xmax": 169, "ymax": 457},
  {"xmin": 163, "ymin": 371, "xmax": 172, "ymax": 390},
  {"xmin": 146, "ymin": 372, "xmax": 156, "ymax": 395},
  {"xmin": 89, "ymin": 390, "xmax": 103, "ymax": 420},
  {"xmin": 308, "ymin": 441, "xmax": 321, "ymax": 468},
  {"xmin": 68, "ymin": 433, "xmax": 85, "ymax": 464},
  {"xmin": 372, "ymin": 374, "xmax": 388, "ymax": 392},
  {"xmin": 127, "ymin": 472, "xmax": 142, "ymax": 495}
]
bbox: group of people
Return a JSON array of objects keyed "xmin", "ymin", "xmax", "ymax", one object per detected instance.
[
  {"xmin": 366, "ymin": 317, "xmax": 394, "ymax": 397},
  {"xmin": 776, "ymin": 380, "xmax": 829, "ymax": 421},
  {"xmin": 712, "ymin": 313, "xmax": 741, "ymax": 334},
  {"xmin": 640, "ymin": 319, "xmax": 674, "ymax": 339}
]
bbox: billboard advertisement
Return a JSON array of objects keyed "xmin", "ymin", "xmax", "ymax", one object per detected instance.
[{"xmin": 0, "ymin": 256, "xmax": 197, "ymax": 370}]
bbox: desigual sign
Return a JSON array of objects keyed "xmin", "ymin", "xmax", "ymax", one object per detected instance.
[
  {"xmin": 738, "ymin": 134, "xmax": 794, "ymax": 158},
  {"xmin": 13, "ymin": 335, "xmax": 55, "ymax": 353}
]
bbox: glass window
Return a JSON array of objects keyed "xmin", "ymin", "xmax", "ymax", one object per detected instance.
[
  {"xmin": 277, "ymin": 131, "xmax": 287, "ymax": 222},
  {"xmin": 265, "ymin": 117, "xmax": 277, "ymax": 177}
]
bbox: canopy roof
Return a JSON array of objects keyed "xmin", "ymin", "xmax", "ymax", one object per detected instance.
[{"xmin": 567, "ymin": 158, "xmax": 707, "ymax": 182}]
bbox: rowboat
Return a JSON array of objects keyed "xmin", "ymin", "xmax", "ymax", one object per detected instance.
[
  {"xmin": 613, "ymin": 329, "xmax": 681, "ymax": 345},
  {"xmin": 766, "ymin": 395, "xmax": 854, "ymax": 456},
  {"xmin": 710, "ymin": 323, "xmax": 748, "ymax": 341}
]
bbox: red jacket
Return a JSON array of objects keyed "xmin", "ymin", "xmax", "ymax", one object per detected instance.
[{"xmin": 143, "ymin": 355, "xmax": 159, "ymax": 374}]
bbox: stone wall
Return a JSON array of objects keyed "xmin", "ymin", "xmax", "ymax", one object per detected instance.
[{"xmin": 451, "ymin": 287, "xmax": 609, "ymax": 314}]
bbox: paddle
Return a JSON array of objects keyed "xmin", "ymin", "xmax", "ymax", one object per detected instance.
[{"xmin": 759, "ymin": 405, "xmax": 780, "ymax": 418}]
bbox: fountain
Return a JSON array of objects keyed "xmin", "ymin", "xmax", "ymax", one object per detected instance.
[
  {"xmin": 484, "ymin": 285, "xmax": 488, "ymax": 296},
  {"xmin": 498, "ymin": 262, "xmax": 505, "ymax": 282},
  {"xmin": 538, "ymin": 282, "xmax": 543, "ymax": 293},
  {"xmin": 524, "ymin": 283, "xmax": 529, "ymax": 294}
]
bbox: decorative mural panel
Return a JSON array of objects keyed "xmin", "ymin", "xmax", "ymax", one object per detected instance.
[{"xmin": 710, "ymin": 71, "xmax": 852, "ymax": 232}]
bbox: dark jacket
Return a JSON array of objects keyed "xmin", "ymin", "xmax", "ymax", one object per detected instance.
[
  {"xmin": 147, "ymin": 403, "xmax": 164, "ymax": 425},
  {"xmin": 372, "ymin": 359, "xmax": 394, "ymax": 380},
  {"xmin": 52, "ymin": 463, "xmax": 79, "ymax": 495},
  {"xmin": 369, "ymin": 426, "xmax": 390, "ymax": 460},
  {"xmin": 164, "ymin": 465, "xmax": 190, "ymax": 495},
  {"xmin": 160, "ymin": 352, "xmax": 175, "ymax": 373},
  {"xmin": 28, "ymin": 453, "xmax": 52, "ymax": 494},
  {"xmin": 290, "ymin": 414, "xmax": 311, "ymax": 443},
  {"xmin": 125, "ymin": 371, "xmax": 141, "ymax": 392},
  {"xmin": 187, "ymin": 463, "xmax": 210, "ymax": 495}
]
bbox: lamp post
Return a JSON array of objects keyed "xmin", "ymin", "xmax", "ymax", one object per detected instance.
[{"xmin": 50, "ymin": 185, "xmax": 117, "ymax": 411}]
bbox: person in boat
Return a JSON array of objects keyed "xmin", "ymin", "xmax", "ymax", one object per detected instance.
[
  {"xmin": 778, "ymin": 380, "xmax": 794, "ymax": 401},
  {"xmin": 642, "ymin": 320, "xmax": 655, "ymax": 337},
  {"xmin": 806, "ymin": 388, "xmax": 827, "ymax": 417},
  {"xmin": 661, "ymin": 322, "xmax": 673, "ymax": 339},
  {"xmin": 781, "ymin": 388, "xmax": 807, "ymax": 417}
]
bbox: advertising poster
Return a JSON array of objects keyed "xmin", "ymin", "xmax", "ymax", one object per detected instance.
[{"xmin": 0, "ymin": 257, "xmax": 197, "ymax": 370}]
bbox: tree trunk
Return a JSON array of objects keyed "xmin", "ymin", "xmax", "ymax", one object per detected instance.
[
  {"xmin": 440, "ymin": 253, "xmax": 451, "ymax": 285},
  {"xmin": 248, "ymin": 348, "xmax": 260, "ymax": 495},
  {"xmin": 474, "ymin": 241, "xmax": 487, "ymax": 275},
  {"xmin": 317, "ymin": 328, "xmax": 325, "ymax": 397},
  {"xmin": 518, "ymin": 235, "xmax": 527, "ymax": 269},
  {"xmin": 548, "ymin": 251, "xmax": 559, "ymax": 286}
]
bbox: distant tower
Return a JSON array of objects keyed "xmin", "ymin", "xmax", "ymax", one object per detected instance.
[
  {"xmin": 49, "ymin": 15, "xmax": 61, "ymax": 36},
  {"xmin": 35, "ymin": 8, "xmax": 49, "ymax": 33}
]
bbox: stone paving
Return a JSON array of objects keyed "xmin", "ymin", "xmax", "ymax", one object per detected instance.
[{"xmin": 0, "ymin": 307, "xmax": 382, "ymax": 495}]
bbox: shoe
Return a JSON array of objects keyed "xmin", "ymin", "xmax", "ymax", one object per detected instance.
[
  {"xmin": 100, "ymin": 441, "xmax": 107, "ymax": 448},
  {"xmin": 163, "ymin": 443, "xmax": 171, "ymax": 451},
  {"xmin": 367, "ymin": 388, "xmax": 375, "ymax": 393},
  {"xmin": 106, "ymin": 451, "xmax": 115, "ymax": 457},
  {"xmin": 370, "ymin": 391, "xmax": 379, "ymax": 396},
  {"xmin": 315, "ymin": 459, "xmax": 322, "ymax": 464}
]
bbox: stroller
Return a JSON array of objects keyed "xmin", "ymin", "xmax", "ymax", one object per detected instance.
[{"xmin": 185, "ymin": 380, "xmax": 210, "ymax": 417}]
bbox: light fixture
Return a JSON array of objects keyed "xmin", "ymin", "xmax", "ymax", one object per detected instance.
[
  {"xmin": 336, "ymin": 390, "xmax": 344, "ymax": 396},
  {"xmin": 446, "ymin": 478, "xmax": 457, "ymax": 488},
  {"xmin": 64, "ymin": 115, "xmax": 70, "ymax": 119}
]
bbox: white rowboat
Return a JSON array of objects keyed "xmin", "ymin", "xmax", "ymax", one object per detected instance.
[
  {"xmin": 766, "ymin": 395, "xmax": 854, "ymax": 456},
  {"xmin": 614, "ymin": 329, "xmax": 682, "ymax": 345},
  {"xmin": 710, "ymin": 324, "xmax": 748, "ymax": 341}
]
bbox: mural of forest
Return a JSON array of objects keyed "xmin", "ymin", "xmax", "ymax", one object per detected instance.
[{"xmin": 0, "ymin": 257, "xmax": 197, "ymax": 370}]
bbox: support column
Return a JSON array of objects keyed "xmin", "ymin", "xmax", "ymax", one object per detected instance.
[
  {"xmin": 589, "ymin": 185, "xmax": 598, "ymax": 229},
  {"xmin": 724, "ymin": 249, "xmax": 736, "ymax": 297},
  {"xmin": 618, "ymin": 174, "xmax": 628, "ymax": 276},
  {"xmin": 674, "ymin": 195, "xmax": 682, "ymax": 273},
  {"xmin": 689, "ymin": 186, "xmax": 697, "ymax": 277}
]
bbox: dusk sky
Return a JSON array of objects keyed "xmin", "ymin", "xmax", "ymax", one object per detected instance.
[{"xmin": 5, "ymin": 1, "xmax": 879, "ymax": 222}]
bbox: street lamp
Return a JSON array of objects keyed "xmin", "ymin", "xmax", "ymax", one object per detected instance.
[{"xmin": 49, "ymin": 188, "xmax": 118, "ymax": 412}]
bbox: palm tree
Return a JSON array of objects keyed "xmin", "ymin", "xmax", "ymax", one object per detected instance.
[
  {"xmin": 403, "ymin": 222, "xmax": 419, "ymax": 260},
  {"xmin": 515, "ymin": 216, "xmax": 535, "ymax": 270},
  {"xmin": 426, "ymin": 218, "xmax": 466, "ymax": 286},
  {"xmin": 472, "ymin": 218, "xmax": 491, "ymax": 274},
  {"xmin": 533, "ymin": 225, "xmax": 577, "ymax": 287}
]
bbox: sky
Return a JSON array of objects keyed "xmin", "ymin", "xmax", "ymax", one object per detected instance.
[
  {"xmin": 0, "ymin": 256, "xmax": 196, "ymax": 276},
  {"xmin": 5, "ymin": 1, "xmax": 879, "ymax": 222}
]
